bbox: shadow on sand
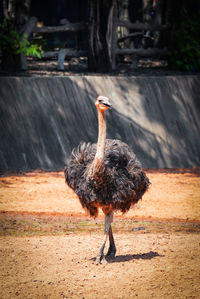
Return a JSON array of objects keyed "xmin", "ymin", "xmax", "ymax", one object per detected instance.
[
  {"xmin": 91, "ymin": 251, "xmax": 162, "ymax": 264},
  {"xmin": 108, "ymin": 251, "xmax": 162, "ymax": 263}
]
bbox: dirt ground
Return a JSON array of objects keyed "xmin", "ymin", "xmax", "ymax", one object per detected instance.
[
  {"xmin": 1, "ymin": 57, "xmax": 199, "ymax": 78},
  {"xmin": 0, "ymin": 169, "xmax": 200, "ymax": 298}
]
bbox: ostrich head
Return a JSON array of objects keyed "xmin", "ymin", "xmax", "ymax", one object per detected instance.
[{"xmin": 95, "ymin": 96, "xmax": 111, "ymax": 111}]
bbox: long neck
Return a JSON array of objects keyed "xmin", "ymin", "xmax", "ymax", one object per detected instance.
[
  {"xmin": 88, "ymin": 108, "xmax": 107, "ymax": 179},
  {"xmin": 95, "ymin": 109, "xmax": 107, "ymax": 161}
]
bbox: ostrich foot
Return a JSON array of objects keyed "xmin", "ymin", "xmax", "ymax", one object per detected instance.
[
  {"xmin": 95, "ymin": 255, "xmax": 107, "ymax": 265},
  {"xmin": 106, "ymin": 247, "xmax": 116, "ymax": 260}
]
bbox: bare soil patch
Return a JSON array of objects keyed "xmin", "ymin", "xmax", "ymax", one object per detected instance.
[
  {"xmin": 1, "ymin": 57, "xmax": 199, "ymax": 77},
  {"xmin": 0, "ymin": 169, "xmax": 200, "ymax": 298}
]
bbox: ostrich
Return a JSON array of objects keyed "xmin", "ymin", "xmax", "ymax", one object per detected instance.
[{"xmin": 65, "ymin": 96, "xmax": 150, "ymax": 263}]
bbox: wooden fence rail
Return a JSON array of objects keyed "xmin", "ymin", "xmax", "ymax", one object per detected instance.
[
  {"xmin": 33, "ymin": 21, "xmax": 88, "ymax": 70},
  {"xmin": 20, "ymin": 17, "xmax": 88, "ymax": 70},
  {"xmin": 115, "ymin": 48, "xmax": 168, "ymax": 56},
  {"xmin": 111, "ymin": 17, "xmax": 170, "ymax": 69},
  {"xmin": 33, "ymin": 22, "xmax": 88, "ymax": 33},
  {"xmin": 22, "ymin": 11, "xmax": 169, "ymax": 71},
  {"xmin": 115, "ymin": 21, "xmax": 170, "ymax": 31}
]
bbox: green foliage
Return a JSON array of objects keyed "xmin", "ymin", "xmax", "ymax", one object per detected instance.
[
  {"xmin": 0, "ymin": 18, "xmax": 43, "ymax": 58},
  {"xmin": 169, "ymin": 12, "xmax": 200, "ymax": 71}
]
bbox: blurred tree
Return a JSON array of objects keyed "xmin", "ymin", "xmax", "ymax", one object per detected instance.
[
  {"xmin": 0, "ymin": 0, "xmax": 32, "ymax": 71},
  {"xmin": 169, "ymin": 0, "xmax": 200, "ymax": 71},
  {"xmin": 88, "ymin": 0, "xmax": 115, "ymax": 72},
  {"xmin": 2, "ymin": 0, "xmax": 31, "ymax": 31}
]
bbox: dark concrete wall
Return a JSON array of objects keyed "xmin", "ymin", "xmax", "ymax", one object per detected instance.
[{"xmin": 0, "ymin": 75, "xmax": 200, "ymax": 171}]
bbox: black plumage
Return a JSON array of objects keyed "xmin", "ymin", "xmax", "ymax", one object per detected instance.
[{"xmin": 65, "ymin": 139, "xmax": 150, "ymax": 217}]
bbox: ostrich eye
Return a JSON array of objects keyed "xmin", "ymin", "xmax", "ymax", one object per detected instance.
[{"xmin": 98, "ymin": 99, "xmax": 102, "ymax": 103}]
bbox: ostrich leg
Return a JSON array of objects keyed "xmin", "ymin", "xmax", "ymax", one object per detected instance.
[
  {"xmin": 95, "ymin": 212, "xmax": 113, "ymax": 264},
  {"xmin": 106, "ymin": 226, "xmax": 116, "ymax": 259}
]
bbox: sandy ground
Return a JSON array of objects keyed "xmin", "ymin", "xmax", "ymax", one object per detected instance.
[{"xmin": 0, "ymin": 169, "xmax": 200, "ymax": 298}]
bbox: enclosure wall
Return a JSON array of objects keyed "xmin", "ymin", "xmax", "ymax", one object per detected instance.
[{"xmin": 0, "ymin": 75, "xmax": 200, "ymax": 171}]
